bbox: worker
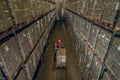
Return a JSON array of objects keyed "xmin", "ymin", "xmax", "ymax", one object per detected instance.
[
  {"xmin": 54, "ymin": 43, "xmax": 57, "ymax": 61},
  {"xmin": 57, "ymin": 39, "xmax": 63, "ymax": 48}
]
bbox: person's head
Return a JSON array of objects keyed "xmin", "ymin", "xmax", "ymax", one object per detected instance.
[{"xmin": 58, "ymin": 39, "xmax": 61, "ymax": 43}]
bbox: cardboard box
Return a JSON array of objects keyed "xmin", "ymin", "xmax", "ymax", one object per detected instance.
[
  {"xmin": 0, "ymin": 37, "xmax": 22, "ymax": 78},
  {"xmin": 18, "ymin": 28, "xmax": 32, "ymax": 58},
  {"xmin": 89, "ymin": 25, "xmax": 100, "ymax": 46},
  {"xmin": 91, "ymin": 56, "xmax": 102, "ymax": 80},
  {"xmin": 96, "ymin": 29, "xmax": 111, "ymax": 60},
  {"xmin": 56, "ymin": 48, "xmax": 66, "ymax": 68}
]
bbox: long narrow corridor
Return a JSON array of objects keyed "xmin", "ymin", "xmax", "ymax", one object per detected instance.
[{"xmin": 37, "ymin": 21, "xmax": 82, "ymax": 80}]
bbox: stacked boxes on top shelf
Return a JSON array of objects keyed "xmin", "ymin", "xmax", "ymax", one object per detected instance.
[
  {"xmin": 101, "ymin": 0, "xmax": 118, "ymax": 24},
  {"xmin": 0, "ymin": 0, "xmax": 13, "ymax": 32},
  {"xmin": 9, "ymin": 0, "xmax": 32, "ymax": 24},
  {"xmin": 92, "ymin": 0, "xmax": 104, "ymax": 19}
]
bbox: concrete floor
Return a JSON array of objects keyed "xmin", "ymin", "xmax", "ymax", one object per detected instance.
[{"xmin": 37, "ymin": 21, "xmax": 82, "ymax": 80}]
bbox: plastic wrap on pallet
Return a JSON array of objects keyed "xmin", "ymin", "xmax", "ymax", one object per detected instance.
[
  {"xmin": 79, "ymin": 54, "xmax": 88, "ymax": 80},
  {"xmin": 41, "ymin": 37, "xmax": 44, "ymax": 49},
  {"xmin": 84, "ymin": 22, "xmax": 91, "ymax": 38},
  {"xmin": 0, "ymin": 69, "xmax": 5, "ymax": 80},
  {"xmin": 28, "ymin": 25, "xmax": 37, "ymax": 46},
  {"xmin": 46, "ymin": 25, "xmax": 49, "ymax": 37},
  {"xmin": 74, "ymin": 37, "xmax": 80, "ymax": 54},
  {"xmin": 96, "ymin": 30, "xmax": 111, "ymax": 60},
  {"xmin": 18, "ymin": 28, "xmax": 32, "ymax": 58},
  {"xmin": 40, "ymin": 39, "xmax": 44, "ymax": 53},
  {"xmin": 43, "ymin": 17, "xmax": 47, "ymax": 28},
  {"xmin": 85, "ymin": 0, "xmax": 95, "ymax": 16},
  {"xmin": 30, "ymin": 0, "xmax": 40, "ymax": 17},
  {"xmin": 89, "ymin": 25, "xmax": 100, "ymax": 46},
  {"xmin": 80, "ymin": 19, "xmax": 86, "ymax": 33},
  {"xmin": 101, "ymin": 1, "xmax": 118, "ymax": 24},
  {"xmin": 36, "ymin": 20, "xmax": 42, "ymax": 36},
  {"xmin": 42, "ymin": 33, "xmax": 47, "ymax": 47},
  {"xmin": 45, "ymin": 16, "xmax": 48, "ymax": 26},
  {"xmin": 34, "ymin": 41, "xmax": 42, "ymax": 63},
  {"xmin": 86, "ymin": 48, "xmax": 94, "ymax": 69},
  {"xmin": 71, "ymin": 31, "xmax": 81, "ymax": 51},
  {"xmin": 77, "ymin": 37, "xmax": 86, "ymax": 62},
  {"xmin": 49, "ymin": 11, "xmax": 53, "ymax": 19},
  {"xmin": 75, "ymin": 41, "xmax": 79, "ymax": 54},
  {"xmin": 73, "ymin": 20, "xmax": 77, "ymax": 32},
  {"xmin": 75, "ymin": 16, "xmax": 80, "ymax": 28},
  {"xmin": 27, "ymin": 54, "xmax": 36, "ymax": 78},
  {"xmin": 81, "ymin": 45, "xmax": 90, "ymax": 80},
  {"xmin": 43, "ymin": 31, "xmax": 47, "ymax": 41},
  {"xmin": 80, "ymin": 54, "xmax": 86, "ymax": 69},
  {"xmin": 47, "ymin": 27, "xmax": 50, "ymax": 37},
  {"xmin": 34, "ymin": 23, "xmax": 40, "ymax": 41},
  {"xmin": 39, "ymin": 20, "xmax": 43, "ymax": 35},
  {"xmin": 80, "ymin": 0, "xmax": 86, "ymax": 13},
  {"xmin": 105, "ymin": 37, "xmax": 120, "ymax": 79},
  {"xmin": 40, "ymin": 19, "xmax": 44, "ymax": 32},
  {"xmin": 43, "ymin": 18, "xmax": 46, "ymax": 30},
  {"xmin": 76, "ymin": 39, "xmax": 81, "ymax": 56},
  {"xmin": 73, "ymin": 17, "xmax": 80, "ymax": 34},
  {"xmin": 80, "ymin": 36, "xmax": 86, "ymax": 53},
  {"xmin": 91, "ymin": 56, "xmax": 102, "ymax": 80},
  {"xmin": 9, "ymin": 0, "xmax": 32, "ymax": 24},
  {"xmin": 0, "ymin": 37, "xmax": 22, "ymax": 78},
  {"xmin": 16, "ymin": 69, "xmax": 26, "ymax": 80},
  {"xmin": 46, "ymin": 29, "xmax": 49, "ymax": 39},
  {"xmin": 45, "ymin": 30, "xmax": 49, "ymax": 40},
  {"xmin": 73, "ymin": 16, "xmax": 77, "ymax": 28},
  {"xmin": 93, "ymin": 0, "xmax": 104, "ymax": 19},
  {"xmin": 48, "ymin": 14, "xmax": 51, "ymax": 23},
  {"xmin": 33, "ymin": 48, "xmax": 39, "ymax": 65},
  {"xmin": 33, "ymin": 23, "xmax": 39, "ymax": 42},
  {"xmin": 70, "ymin": 14, "xmax": 74, "ymax": 23},
  {"xmin": 0, "ymin": 0, "xmax": 13, "ymax": 32},
  {"xmin": 47, "ymin": 15, "xmax": 50, "ymax": 24}
]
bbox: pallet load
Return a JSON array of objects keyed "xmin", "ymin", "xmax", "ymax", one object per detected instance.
[{"xmin": 56, "ymin": 48, "xmax": 66, "ymax": 68}]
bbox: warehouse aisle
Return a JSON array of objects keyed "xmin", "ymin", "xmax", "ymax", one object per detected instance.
[{"xmin": 37, "ymin": 21, "xmax": 82, "ymax": 80}]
